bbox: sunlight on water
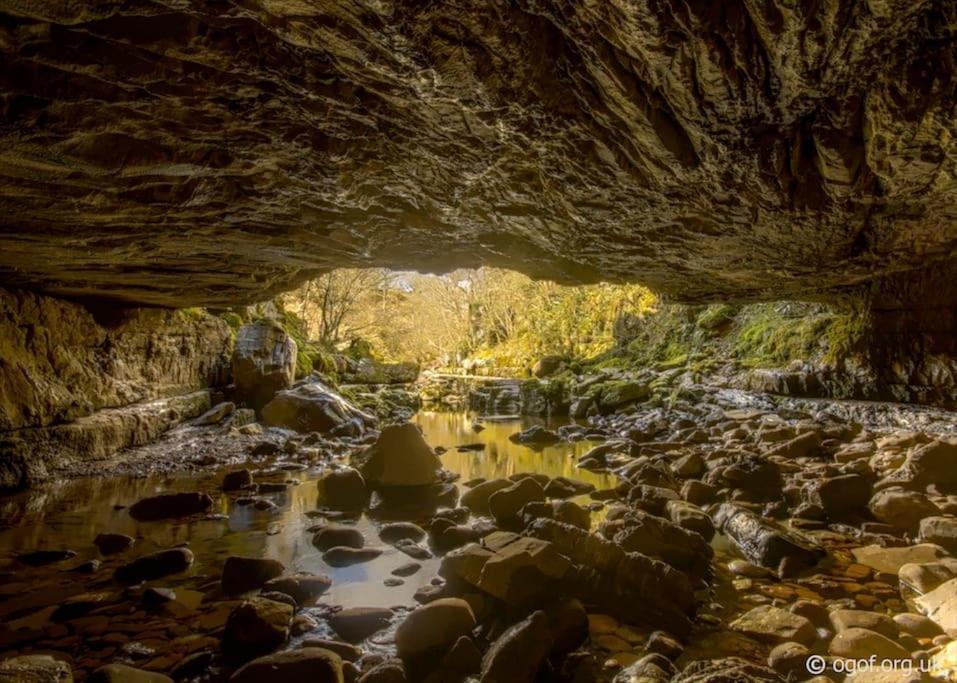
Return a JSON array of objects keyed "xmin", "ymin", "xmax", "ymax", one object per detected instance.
[{"xmin": 0, "ymin": 413, "xmax": 614, "ymax": 610}]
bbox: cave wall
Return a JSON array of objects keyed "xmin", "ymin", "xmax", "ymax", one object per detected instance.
[{"xmin": 0, "ymin": 288, "xmax": 232, "ymax": 490}]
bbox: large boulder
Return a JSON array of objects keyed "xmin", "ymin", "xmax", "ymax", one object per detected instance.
[
  {"xmin": 351, "ymin": 423, "xmax": 442, "ymax": 487},
  {"xmin": 528, "ymin": 519, "xmax": 697, "ymax": 637},
  {"xmin": 230, "ymin": 648, "xmax": 343, "ymax": 683},
  {"xmin": 440, "ymin": 531, "xmax": 571, "ymax": 607},
  {"xmin": 868, "ymin": 488, "xmax": 941, "ymax": 532},
  {"xmin": 394, "ymin": 598, "xmax": 476, "ymax": 662},
  {"xmin": 481, "ymin": 611, "xmax": 553, "ymax": 683},
  {"xmin": 222, "ymin": 598, "xmax": 293, "ymax": 659},
  {"xmin": 317, "ymin": 468, "xmax": 369, "ymax": 511},
  {"xmin": 262, "ymin": 381, "xmax": 375, "ymax": 434},
  {"xmin": 114, "ymin": 548, "xmax": 194, "ymax": 584},
  {"xmin": 222, "ymin": 556, "xmax": 285, "ymax": 595},
  {"xmin": 232, "ymin": 321, "xmax": 297, "ymax": 411}
]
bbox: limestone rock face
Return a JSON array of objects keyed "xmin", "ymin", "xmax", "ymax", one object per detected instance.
[
  {"xmin": 0, "ymin": 2, "xmax": 954, "ymax": 311},
  {"xmin": 0, "ymin": 288, "xmax": 231, "ymax": 432},
  {"xmin": 0, "ymin": 288, "xmax": 232, "ymax": 490},
  {"xmin": 232, "ymin": 322, "xmax": 297, "ymax": 412}
]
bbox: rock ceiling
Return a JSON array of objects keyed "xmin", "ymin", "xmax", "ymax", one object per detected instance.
[{"xmin": 0, "ymin": 0, "xmax": 955, "ymax": 307}]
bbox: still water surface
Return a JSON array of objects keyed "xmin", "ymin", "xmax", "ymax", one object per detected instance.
[{"xmin": 0, "ymin": 412, "xmax": 613, "ymax": 609}]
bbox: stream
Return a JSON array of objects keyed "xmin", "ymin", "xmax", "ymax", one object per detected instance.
[{"xmin": 0, "ymin": 412, "xmax": 613, "ymax": 614}]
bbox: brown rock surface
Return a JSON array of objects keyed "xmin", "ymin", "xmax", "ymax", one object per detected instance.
[{"xmin": 0, "ymin": 2, "xmax": 954, "ymax": 311}]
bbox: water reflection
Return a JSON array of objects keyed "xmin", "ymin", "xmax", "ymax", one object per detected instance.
[{"xmin": 0, "ymin": 412, "xmax": 614, "ymax": 609}]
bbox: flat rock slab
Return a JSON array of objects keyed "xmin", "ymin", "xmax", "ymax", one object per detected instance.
[{"xmin": 852, "ymin": 544, "xmax": 949, "ymax": 576}]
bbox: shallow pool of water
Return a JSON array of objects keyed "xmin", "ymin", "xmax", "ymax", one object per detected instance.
[{"xmin": 0, "ymin": 412, "xmax": 614, "ymax": 611}]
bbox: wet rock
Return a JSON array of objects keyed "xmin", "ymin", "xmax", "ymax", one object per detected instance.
[
  {"xmin": 440, "ymin": 531, "xmax": 571, "ymax": 607},
  {"xmin": 437, "ymin": 635, "xmax": 481, "ymax": 677},
  {"xmin": 671, "ymin": 657, "xmax": 782, "ymax": 682},
  {"xmin": 329, "ymin": 607, "xmax": 393, "ymax": 643},
  {"xmin": 0, "ymin": 655, "xmax": 72, "ymax": 682},
  {"xmin": 128, "ymin": 492, "xmax": 213, "ymax": 521},
  {"xmin": 395, "ymin": 598, "xmax": 476, "ymax": 662},
  {"xmin": 16, "ymin": 549, "xmax": 77, "ymax": 566},
  {"xmin": 313, "ymin": 525, "xmax": 365, "ymax": 551},
  {"xmin": 804, "ymin": 473, "xmax": 872, "ymax": 519},
  {"xmin": 262, "ymin": 381, "xmax": 374, "ymax": 434},
  {"xmin": 222, "ymin": 597, "xmax": 293, "ymax": 659},
  {"xmin": 378, "ymin": 523, "xmax": 426, "ymax": 545},
  {"xmin": 828, "ymin": 627, "xmax": 909, "ymax": 660},
  {"xmin": 881, "ymin": 440, "xmax": 957, "ymax": 492},
  {"xmin": 868, "ymin": 488, "xmax": 940, "ymax": 531},
  {"xmin": 93, "ymin": 533, "xmax": 135, "ymax": 555},
  {"xmin": 545, "ymin": 598, "xmax": 588, "ymax": 655},
  {"xmin": 645, "ymin": 631, "xmax": 683, "ymax": 660},
  {"xmin": 626, "ymin": 484, "xmax": 680, "ymax": 516},
  {"xmin": 357, "ymin": 660, "xmax": 405, "ymax": 683},
  {"xmin": 230, "ymin": 647, "xmax": 343, "ymax": 683},
  {"xmin": 300, "ymin": 638, "xmax": 363, "ymax": 662},
  {"xmin": 767, "ymin": 642, "xmax": 810, "ymax": 677},
  {"xmin": 351, "ymin": 423, "xmax": 442, "ymax": 487},
  {"xmin": 392, "ymin": 563, "xmax": 421, "ymax": 577},
  {"xmin": 715, "ymin": 504, "xmax": 823, "ymax": 571},
  {"xmin": 481, "ymin": 611, "xmax": 552, "ymax": 683},
  {"xmin": 665, "ymin": 500, "xmax": 715, "ymax": 542},
  {"xmin": 460, "ymin": 478, "xmax": 512, "ymax": 515},
  {"xmin": 430, "ymin": 524, "xmax": 479, "ymax": 552},
  {"xmin": 232, "ymin": 321, "xmax": 296, "ymax": 412},
  {"xmin": 918, "ymin": 517, "xmax": 957, "ymax": 554},
  {"xmin": 672, "ymin": 452, "xmax": 705, "ymax": 478},
  {"xmin": 395, "ymin": 537, "xmax": 436, "ymax": 558},
  {"xmin": 767, "ymin": 431, "xmax": 822, "ymax": 459},
  {"xmin": 488, "ymin": 477, "xmax": 545, "ymax": 525},
  {"xmin": 830, "ymin": 609, "xmax": 898, "ymax": 639},
  {"xmin": 900, "ymin": 558, "xmax": 957, "ymax": 594},
  {"xmin": 916, "ymin": 577, "xmax": 957, "ymax": 632},
  {"xmin": 681, "ymin": 480, "xmax": 718, "ymax": 506},
  {"xmin": 169, "ymin": 652, "xmax": 215, "ymax": 681},
  {"xmin": 526, "ymin": 519, "xmax": 696, "ymax": 637},
  {"xmin": 894, "ymin": 613, "xmax": 943, "ymax": 638},
  {"xmin": 318, "ymin": 468, "xmax": 369, "ymax": 511},
  {"xmin": 222, "ymin": 556, "xmax": 285, "ymax": 595},
  {"xmin": 322, "ymin": 547, "xmax": 383, "ymax": 567},
  {"xmin": 610, "ymin": 509, "xmax": 713, "ymax": 575},
  {"xmin": 114, "ymin": 548, "xmax": 194, "ymax": 584},
  {"xmin": 193, "ymin": 400, "xmax": 235, "ymax": 426},
  {"xmin": 613, "ymin": 653, "xmax": 675, "ymax": 682},
  {"xmin": 544, "ymin": 476, "xmax": 594, "ymax": 499},
  {"xmin": 730, "ymin": 605, "xmax": 816, "ymax": 646},
  {"xmin": 522, "ymin": 500, "xmax": 590, "ymax": 530},
  {"xmin": 89, "ymin": 664, "xmax": 172, "ymax": 683},
  {"xmin": 262, "ymin": 573, "xmax": 332, "ymax": 606},
  {"xmin": 223, "ymin": 469, "xmax": 254, "ymax": 492},
  {"xmin": 508, "ymin": 425, "xmax": 560, "ymax": 445},
  {"xmin": 853, "ymin": 543, "xmax": 949, "ymax": 576}
]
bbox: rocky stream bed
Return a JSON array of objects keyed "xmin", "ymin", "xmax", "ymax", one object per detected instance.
[{"xmin": 3, "ymin": 374, "xmax": 957, "ymax": 683}]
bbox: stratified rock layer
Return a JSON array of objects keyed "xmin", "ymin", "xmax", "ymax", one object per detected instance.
[
  {"xmin": 0, "ymin": 287, "xmax": 232, "ymax": 490},
  {"xmin": 0, "ymin": 1, "xmax": 954, "ymax": 309}
]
